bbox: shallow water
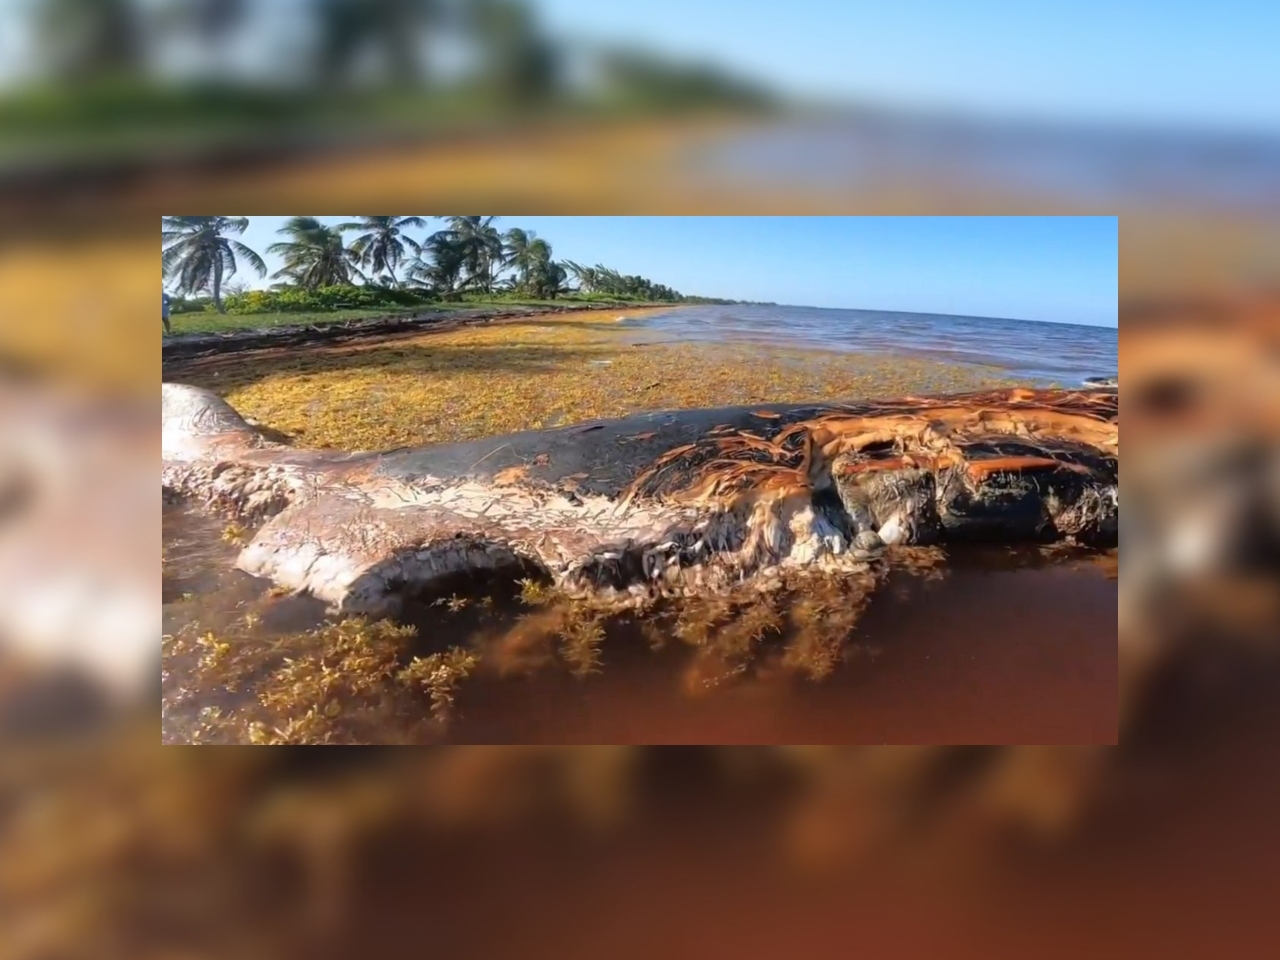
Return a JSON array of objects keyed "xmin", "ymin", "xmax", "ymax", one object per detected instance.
[
  {"xmin": 162, "ymin": 506, "xmax": 333, "ymax": 743},
  {"xmin": 441, "ymin": 551, "xmax": 1116, "ymax": 745},
  {"xmin": 162, "ymin": 505, "xmax": 1116, "ymax": 745},
  {"xmin": 622, "ymin": 304, "xmax": 1118, "ymax": 386}
]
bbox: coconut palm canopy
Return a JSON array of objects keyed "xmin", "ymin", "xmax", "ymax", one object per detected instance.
[
  {"xmin": 267, "ymin": 216, "xmax": 365, "ymax": 289},
  {"xmin": 339, "ymin": 215, "xmax": 428, "ymax": 285},
  {"xmin": 440, "ymin": 216, "xmax": 505, "ymax": 294},
  {"xmin": 164, "ymin": 215, "xmax": 698, "ymax": 306},
  {"xmin": 162, "ymin": 216, "xmax": 267, "ymax": 313},
  {"xmin": 403, "ymin": 231, "xmax": 468, "ymax": 294}
]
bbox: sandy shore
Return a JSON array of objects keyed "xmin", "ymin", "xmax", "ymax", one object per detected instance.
[
  {"xmin": 164, "ymin": 305, "xmax": 1022, "ymax": 451},
  {"xmin": 161, "ymin": 301, "xmax": 673, "ymax": 357}
]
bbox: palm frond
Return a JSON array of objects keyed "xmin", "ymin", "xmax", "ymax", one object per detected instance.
[{"xmin": 229, "ymin": 239, "xmax": 267, "ymax": 276}]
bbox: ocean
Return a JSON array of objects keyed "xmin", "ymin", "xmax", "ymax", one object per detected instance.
[{"xmin": 622, "ymin": 303, "xmax": 1118, "ymax": 386}]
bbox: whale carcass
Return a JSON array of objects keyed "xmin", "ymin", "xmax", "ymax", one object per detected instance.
[{"xmin": 162, "ymin": 383, "xmax": 1118, "ymax": 615}]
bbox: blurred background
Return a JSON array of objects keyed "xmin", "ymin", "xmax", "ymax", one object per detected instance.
[{"xmin": 4, "ymin": 1, "xmax": 1280, "ymax": 957}]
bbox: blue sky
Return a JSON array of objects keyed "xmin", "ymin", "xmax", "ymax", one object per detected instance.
[
  {"xmin": 231, "ymin": 216, "xmax": 1116, "ymax": 327},
  {"xmin": 542, "ymin": 0, "xmax": 1279, "ymax": 132},
  {"xmin": 3, "ymin": 1, "xmax": 1274, "ymax": 132}
]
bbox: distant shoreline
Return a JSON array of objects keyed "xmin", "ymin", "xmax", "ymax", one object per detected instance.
[{"xmin": 162, "ymin": 302, "xmax": 673, "ymax": 364}]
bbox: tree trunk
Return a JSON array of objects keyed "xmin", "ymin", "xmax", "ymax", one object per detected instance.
[{"xmin": 213, "ymin": 257, "xmax": 225, "ymax": 313}]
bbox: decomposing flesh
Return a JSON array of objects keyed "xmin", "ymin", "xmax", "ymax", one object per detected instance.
[{"xmin": 162, "ymin": 383, "xmax": 1119, "ymax": 615}]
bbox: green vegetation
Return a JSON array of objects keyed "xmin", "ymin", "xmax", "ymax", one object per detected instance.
[
  {"xmin": 164, "ymin": 215, "xmax": 744, "ymax": 332},
  {"xmin": 425, "ymin": 216, "xmax": 505, "ymax": 295},
  {"xmin": 161, "ymin": 216, "xmax": 267, "ymax": 316},
  {"xmin": 169, "ymin": 282, "xmax": 428, "ymax": 317},
  {"xmin": 563, "ymin": 262, "xmax": 680, "ymax": 301},
  {"xmin": 222, "ymin": 284, "xmax": 427, "ymax": 315},
  {"xmin": 502, "ymin": 227, "xmax": 566, "ymax": 299},
  {"xmin": 340, "ymin": 216, "xmax": 429, "ymax": 286},
  {"xmin": 4, "ymin": 1, "xmax": 777, "ymax": 171},
  {"xmin": 266, "ymin": 216, "xmax": 364, "ymax": 289}
]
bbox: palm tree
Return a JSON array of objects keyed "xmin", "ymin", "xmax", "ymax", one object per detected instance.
[
  {"xmin": 162, "ymin": 216, "xmax": 266, "ymax": 313},
  {"xmin": 38, "ymin": 0, "xmax": 143, "ymax": 81},
  {"xmin": 501, "ymin": 227, "xmax": 533, "ymax": 288},
  {"xmin": 562, "ymin": 260, "xmax": 598, "ymax": 294},
  {"xmin": 443, "ymin": 216, "xmax": 504, "ymax": 293},
  {"xmin": 527, "ymin": 259, "xmax": 570, "ymax": 300},
  {"xmin": 463, "ymin": 0, "xmax": 559, "ymax": 103},
  {"xmin": 503, "ymin": 228, "xmax": 554, "ymax": 294},
  {"xmin": 311, "ymin": 0, "xmax": 439, "ymax": 86},
  {"xmin": 339, "ymin": 216, "xmax": 427, "ymax": 286},
  {"xmin": 267, "ymin": 217, "xmax": 363, "ymax": 289},
  {"xmin": 592, "ymin": 264, "xmax": 625, "ymax": 296},
  {"xmin": 404, "ymin": 232, "xmax": 466, "ymax": 297}
]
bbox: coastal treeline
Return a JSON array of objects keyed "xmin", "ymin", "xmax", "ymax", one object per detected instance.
[
  {"xmin": 10, "ymin": 2, "xmax": 773, "ymax": 173},
  {"xmin": 162, "ymin": 216, "xmax": 739, "ymax": 316}
]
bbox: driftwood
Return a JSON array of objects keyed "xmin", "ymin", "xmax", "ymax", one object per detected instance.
[{"xmin": 162, "ymin": 383, "xmax": 1118, "ymax": 616}]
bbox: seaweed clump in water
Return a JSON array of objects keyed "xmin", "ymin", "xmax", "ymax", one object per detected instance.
[
  {"xmin": 397, "ymin": 648, "xmax": 481, "ymax": 722},
  {"xmin": 164, "ymin": 543, "xmax": 960, "ymax": 744},
  {"xmin": 168, "ymin": 616, "xmax": 478, "ymax": 745}
]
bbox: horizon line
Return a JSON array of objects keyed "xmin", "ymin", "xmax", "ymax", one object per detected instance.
[{"xmin": 699, "ymin": 301, "xmax": 1118, "ymax": 329}]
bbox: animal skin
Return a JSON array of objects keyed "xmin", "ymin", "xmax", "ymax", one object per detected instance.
[{"xmin": 162, "ymin": 383, "xmax": 1118, "ymax": 616}]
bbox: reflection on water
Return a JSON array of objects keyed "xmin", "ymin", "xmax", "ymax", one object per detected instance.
[
  {"xmin": 163, "ymin": 505, "xmax": 1116, "ymax": 745},
  {"xmin": 444, "ymin": 548, "xmax": 1116, "ymax": 745},
  {"xmin": 621, "ymin": 304, "xmax": 1118, "ymax": 386}
]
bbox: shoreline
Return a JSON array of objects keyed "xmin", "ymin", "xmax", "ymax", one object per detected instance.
[
  {"xmin": 162, "ymin": 301, "xmax": 676, "ymax": 363},
  {"xmin": 163, "ymin": 302, "xmax": 1114, "ymax": 390}
]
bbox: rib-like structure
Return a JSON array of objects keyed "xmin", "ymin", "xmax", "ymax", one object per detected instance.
[{"xmin": 163, "ymin": 383, "xmax": 1118, "ymax": 615}]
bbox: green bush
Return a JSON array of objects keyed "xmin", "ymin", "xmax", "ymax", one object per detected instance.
[
  {"xmin": 222, "ymin": 284, "xmax": 430, "ymax": 315},
  {"xmin": 167, "ymin": 295, "xmax": 211, "ymax": 314}
]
